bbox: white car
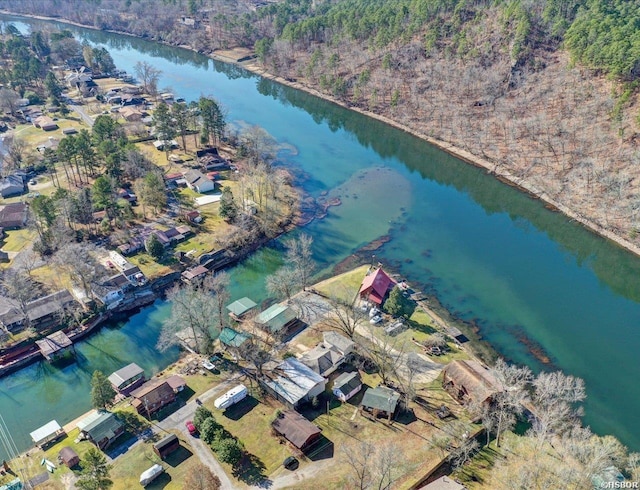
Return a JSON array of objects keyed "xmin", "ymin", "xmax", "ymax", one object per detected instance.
[
  {"xmin": 369, "ymin": 307, "xmax": 380, "ymax": 318},
  {"xmin": 370, "ymin": 315, "xmax": 383, "ymax": 324}
]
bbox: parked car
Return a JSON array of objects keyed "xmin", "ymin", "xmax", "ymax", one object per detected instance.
[
  {"xmin": 185, "ymin": 420, "xmax": 197, "ymax": 436},
  {"xmin": 370, "ymin": 315, "xmax": 383, "ymax": 324},
  {"xmin": 369, "ymin": 307, "xmax": 380, "ymax": 318},
  {"xmin": 28, "ymin": 179, "xmax": 36, "ymax": 185},
  {"xmin": 283, "ymin": 456, "xmax": 299, "ymax": 470}
]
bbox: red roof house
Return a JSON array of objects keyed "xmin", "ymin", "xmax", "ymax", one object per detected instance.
[{"xmin": 359, "ymin": 268, "xmax": 396, "ymax": 305}]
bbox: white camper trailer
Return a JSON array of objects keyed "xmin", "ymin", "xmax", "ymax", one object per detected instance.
[
  {"xmin": 140, "ymin": 464, "xmax": 164, "ymax": 486},
  {"xmin": 214, "ymin": 384, "xmax": 248, "ymax": 410}
]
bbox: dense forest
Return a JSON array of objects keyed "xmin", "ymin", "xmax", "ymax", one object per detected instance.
[{"xmin": 3, "ymin": 0, "xmax": 640, "ymax": 248}]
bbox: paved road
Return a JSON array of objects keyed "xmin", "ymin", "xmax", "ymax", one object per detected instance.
[
  {"xmin": 69, "ymin": 102, "xmax": 95, "ymax": 127},
  {"xmin": 156, "ymin": 375, "xmax": 242, "ymax": 490}
]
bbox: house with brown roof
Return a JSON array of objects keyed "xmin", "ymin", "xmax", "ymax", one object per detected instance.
[
  {"xmin": 181, "ymin": 265, "xmax": 209, "ymax": 284},
  {"xmin": 442, "ymin": 360, "xmax": 502, "ymax": 405},
  {"xmin": 0, "ymin": 202, "xmax": 28, "ymax": 228},
  {"xmin": 271, "ymin": 410, "xmax": 322, "ymax": 450},
  {"xmin": 359, "ymin": 267, "xmax": 396, "ymax": 305},
  {"xmin": 130, "ymin": 379, "xmax": 176, "ymax": 417},
  {"xmin": 33, "ymin": 115, "xmax": 58, "ymax": 131}
]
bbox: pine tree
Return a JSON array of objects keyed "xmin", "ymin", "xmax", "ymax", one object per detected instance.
[
  {"xmin": 76, "ymin": 447, "xmax": 113, "ymax": 490},
  {"xmin": 90, "ymin": 370, "xmax": 116, "ymax": 410}
]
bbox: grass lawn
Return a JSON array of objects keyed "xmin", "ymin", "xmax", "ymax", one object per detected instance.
[
  {"xmin": 202, "ymin": 388, "xmax": 291, "ymax": 484},
  {"xmin": 0, "ymin": 429, "xmax": 96, "ymax": 488},
  {"xmin": 127, "ymin": 253, "xmax": 178, "ymax": 280},
  {"xmin": 110, "ymin": 432, "xmax": 199, "ymax": 490},
  {"xmin": 314, "ymin": 265, "xmax": 370, "ymax": 301},
  {"xmin": 31, "ymin": 264, "xmax": 73, "ymax": 291},
  {"xmin": 1, "ymin": 228, "xmax": 36, "ymax": 252}
]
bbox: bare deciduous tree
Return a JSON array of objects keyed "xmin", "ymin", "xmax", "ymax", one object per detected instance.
[
  {"xmin": 157, "ymin": 282, "xmax": 221, "ymax": 354},
  {"xmin": 528, "ymin": 370, "xmax": 586, "ymax": 449},
  {"xmin": 320, "ymin": 290, "xmax": 366, "ymax": 340},
  {"xmin": 343, "ymin": 441, "xmax": 405, "ymax": 490}
]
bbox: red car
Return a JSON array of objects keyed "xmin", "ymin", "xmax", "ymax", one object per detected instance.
[{"xmin": 185, "ymin": 420, "xmax": 197, "ymax": 436}]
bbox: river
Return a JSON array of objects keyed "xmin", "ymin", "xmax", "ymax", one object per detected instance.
[{"xmin": 1, "ymin": 15, "xmax": 640, "ymax": 457}]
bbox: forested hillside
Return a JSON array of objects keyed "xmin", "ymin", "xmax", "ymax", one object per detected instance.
[{"xmin": 3, "ymin": 0, "xmax": 640, "ymax": 248}]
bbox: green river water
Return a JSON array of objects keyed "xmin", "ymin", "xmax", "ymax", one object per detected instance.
[{"xmin": 1, "ymin": 15, "xmax": 639, "ymax": 458}]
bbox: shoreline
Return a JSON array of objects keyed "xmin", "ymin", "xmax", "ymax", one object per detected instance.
[{"xmin": 2, "ymin": 11, "xmax": 639, "ymax": 260}]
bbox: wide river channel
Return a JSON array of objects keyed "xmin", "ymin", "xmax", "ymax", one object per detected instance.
[{"xmin": 1, "ymin": 15, "xmax": 639, "ymax": 458}]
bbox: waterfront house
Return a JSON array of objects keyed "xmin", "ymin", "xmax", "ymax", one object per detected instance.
[
  {"xmin": 30, "ymin": 420, "xmax": 65, "ymax": 448},
  {"xmin": 108, "ymin": 363, "xmax": 146, "ymax": 395},
  {"xmin": 442, "ymin": 360, "xmax": 502, "ymax": 406},
  {"xmin": 181, "ymin": 265, "xmax": 209, "ymax": 284},
  {"xmin": 0, "ymin": 175, "xmax": 26, "ymax": 198},
  {"xmin": 226, "ymin": 297, "xmax": 257, "ymax": 320},
  {"xmin": 332, "ymin": 371, "xmax": 362, "ymax": 402},
  {"xmin": 360, "ymin": 385, "xmax": 401, "ymax": 421},
  {"xmin": 183, "ymin": 169, "xmax": 215, "ymax": 194},
  {"xmin": 262, "ymin": 358, "xmax": 326, "ymax": 409},
  {"xmin": 36, "ymin": 331, "xmax": 73, "ymax": 361},
  {"xmin": 26, "ymin": 290, "xmax": 77, "ymax": 331},
  {"xmin": 92, "ymin": 273, "xmax": 131, "ymax": 308},
  {"xmin": 77, "ymin": 411, "xmax": 124, "ymax": 450},
  {"xmin": 359, "ymin": 267, "xmax": 396, "ymax": 305},
  {"xmin": 131, "ymin": 379, "xmax": 176, "ymax": 417},
  {"xmin": 58, "ymin": 447, "xmax": 80, "ymax": 468},
  {"xmin": 271, "ymin": 410, "xmax": 322, "ymax": 451},
  {"xmin": 255, "ymin": 303, "xmax": 299, "ymax": 336},
  {"xmin": 165, "ymin": 374, "xmax": 186, "ymax": 393},
  {"xmin": 0, "ymin": 202, "xmax": 28, "ymax": 228}
]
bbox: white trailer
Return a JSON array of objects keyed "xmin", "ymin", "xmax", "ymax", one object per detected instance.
[
  {"xmin": 214, "ymin": 384, "xmax": 248, "ymax": 410},
  {"xmin": 140, "ymin": 464, "xmax": 164, "ymax": 486}
]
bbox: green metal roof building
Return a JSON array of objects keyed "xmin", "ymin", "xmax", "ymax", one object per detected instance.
[
  {"xmin": 226, "ymin": 297, "xmax": 257, "ymax": 318},
  {"xmin": 219, "ymin": 327, "xmax": 251, "ymax": 348},
  {"xmin": 78, "ymin": 411, "xmax": 124, "ymax": 450},
  {"xmin": 255, "ymin": 304, "xmax": 297, "ymax": 333}
]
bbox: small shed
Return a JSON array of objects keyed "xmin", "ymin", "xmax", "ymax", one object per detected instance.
[
  {"xmin": 360, "ymin": 386, "xmax": 400, "ymax": 421},
  {"xmin": 58, "ymin": 447, "xmax": 80, "ymax": 468},
  {"xmin": 271, "ymin": 410, "xmax": 322, "ymax": 450},
  {"xmin": 36, "ymin": 331, "xmax": 73, "ymax": 361},
  {"xmin": 332, "ymin": 371, "xmax": 362, "ymax": 402},
  {"xmin": 226, "ymin": 297, "xmax": 257, "ymax": 319},
  {"xmin": 153, "ymin": 434, "xmax": 179, "ymax": 459},
  {"xmin": 30, "ymin": 420, "xmax": 65, "ymax": 447}
]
